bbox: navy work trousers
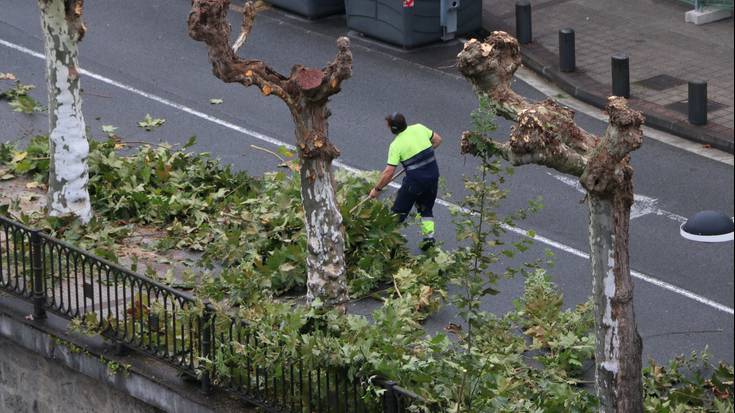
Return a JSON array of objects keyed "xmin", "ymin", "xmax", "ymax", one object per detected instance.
[{"xmin": 391, "ymin": 177, "xmax": 438, "ymax": 223}]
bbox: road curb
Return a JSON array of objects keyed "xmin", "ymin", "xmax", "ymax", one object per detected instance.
[{"xmin": 519, "ymin": 43, "xmax": 734, "ymax": 154}]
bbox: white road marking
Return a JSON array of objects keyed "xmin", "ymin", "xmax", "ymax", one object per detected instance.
[
  {"xmin": 548, "ymin": 173, "xmax": 688, "ymax": 223},
  {"xmin": 2, "ymin": 38, "xmax": 732, "ymax": 316}
]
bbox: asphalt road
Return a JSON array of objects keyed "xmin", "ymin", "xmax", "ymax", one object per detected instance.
[{"xmin": 1, "ymin": 0, "xmax": 733, "ymax": 364}]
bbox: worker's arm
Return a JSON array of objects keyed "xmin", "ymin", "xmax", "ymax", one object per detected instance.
[
  {"xmin": 431, "ymin": 131, "xmax": 443, "ymax": 149},
  {"xmin": 369, "ymin": 164, "xmax": 397, "ymax": 198}
]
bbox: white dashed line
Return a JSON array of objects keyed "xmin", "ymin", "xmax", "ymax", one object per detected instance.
[
  {"xmin": 548, "ymin": 172, "xmax": 688, "ymax": 223},
  {"xmin": 1, "ymin": 37, "xmax": 732, "ymax": 316}
]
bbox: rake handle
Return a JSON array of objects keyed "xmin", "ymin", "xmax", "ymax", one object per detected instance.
[{"xmin": 349, "ymin": 168, "xmax": 405, "ymax": 214}]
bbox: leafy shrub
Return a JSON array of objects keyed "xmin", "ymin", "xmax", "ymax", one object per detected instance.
[
  {"xmin": 0, "ymin": 135, "xmax": 49, "ymax": 182},
  {"xmin": 2, "ymin": 135, "xmax": 732, "ymax": 412},
  {"xmin": 0, "ymin": 80, "xmax": 45, "ymax": 113},
  {"xmin": 1, "ymin": 138, "xmax": 448, "ymax": 312}
]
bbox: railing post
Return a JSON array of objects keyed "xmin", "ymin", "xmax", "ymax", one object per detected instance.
[
  {"xmin": 382, "ymin": 381, "xmax": 399, "ymax": 413},
  {"xmin": 30, "ymin": 230, "xmax": 46, "ymax": 320},
  {"xmin": 200, "ymin": 301, "xmax": 213, "ymax": 394}
]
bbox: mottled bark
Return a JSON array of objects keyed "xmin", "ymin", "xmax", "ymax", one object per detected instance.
[
  {"xmin": 188, "ymin": 0, "xmax": 350, "ymax": 306},
  {"xmin": 458, "ymin": 31, "xmax": 644, "ymax": 412},
  {"xmin": 38, "ymin": 0, "xmax": 92, "ymax": 224}
]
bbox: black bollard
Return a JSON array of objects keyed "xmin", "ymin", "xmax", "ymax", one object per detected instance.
[
  {"xmin": 516, "ymin": 0, "xmax": 532, "ymax": 45},
  {"xmin": 688, "ymin": 80, "xmax": 707, "ymax": 125},
  {"xmin": 559, "ymin": 28, "xmax": 575, "ymax": 72},
  {"xmin": 611, "ymin": 54, "xmax": 630, "ymax": 98}
]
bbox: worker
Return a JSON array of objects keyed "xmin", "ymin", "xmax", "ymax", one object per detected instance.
[{"xmin": 369, "ymin": 112, "xmax": 443, "ymax": 250}]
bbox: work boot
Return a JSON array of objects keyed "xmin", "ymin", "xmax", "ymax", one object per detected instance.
[{"xmin": 419, "ymin": 237, "xmax": 436, "ymax": 251}]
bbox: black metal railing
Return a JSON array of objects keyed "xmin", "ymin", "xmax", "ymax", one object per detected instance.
[{"xmin": 0, "ymin": 215, "xmax": 424, "ymax": 412}]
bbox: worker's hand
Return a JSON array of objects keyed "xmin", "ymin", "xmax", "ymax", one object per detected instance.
[{"xmin": 369, "ymin": 187, "xmax": 381, "ymax": 199}]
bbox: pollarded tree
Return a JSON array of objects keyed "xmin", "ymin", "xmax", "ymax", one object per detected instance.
[
  {"xmin": 38, "ymin": 0, "xmax": 93, "ymax": 223},
  {"xmin": 457, "ymin": 32, "xmax": 644, "ymax": 412},
  {"xmin": 188, "ymin": 0, "xmax": 351, "ymax": 306}
]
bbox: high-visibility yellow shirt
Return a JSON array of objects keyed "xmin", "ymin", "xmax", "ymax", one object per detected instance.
[{"xmin": 387, "ymin": 124, "xmax": 434, "ymax": 166}]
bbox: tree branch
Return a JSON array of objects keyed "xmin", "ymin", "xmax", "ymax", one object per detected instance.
[
  {"xmin": 63, "ymin": 0, "xmax": 86, "ymax": 41},
  {"xmin": 189, "ymin": 0, "xmax": 352, "ymax": 118},
  {"xmin": 317, "ymin": 36, "xmax": 353, "ymax": 100},
  {"xmin": 231, "ymin": 0, "xmax": 256, "ymax": 54},
  {"xmin": 457, "ymin": 32, "xmax": 600, "ymax": 176},
  {"xmin": 188, "ymin": 0, "xmax": 293, "ymax": 106},
  {"xmin": 456, "ymin": 33, "xmax": 528, "ymax": 119},
  {"xmin": 580, "ymin": 97, "xmax": 644, "ymax": 196},
  {"xmin": 460, "ymin": 130, "xmax": 588, "ymax": 176}
]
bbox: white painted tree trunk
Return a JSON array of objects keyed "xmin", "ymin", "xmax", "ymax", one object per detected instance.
[
  {"xmin": 300, "ymin": 157, "xmax": 349, "ymax": 306},
  {"xmin": 588, "ymin": 196, "xmax": 620, "ymax": 409},
  {"xmin": 38, "ymin": 0, "xmax": 93, "ymax": 224},
  {"xmin": 295, "ymin": 103, "xmax": 348, "ymax": 306},
  {"xmin": 588, "ymin": 193, "xmax": 643, "ymax": 413}
]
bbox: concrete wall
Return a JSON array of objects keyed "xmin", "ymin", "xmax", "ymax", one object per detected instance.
[
  {"xmin": 0, "ymin": 338, "xmax": 160, "ymax": 413},
  {"xmin": 0, "ymin": 297, "xmax": 251, "ymax": 413}
]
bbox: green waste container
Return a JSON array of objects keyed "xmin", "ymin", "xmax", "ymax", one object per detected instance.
[
  {"xmin": 345, "ymin": 0, "xmax": 482, "ymax": 48},
  {"xmin": 268, "ymin": 0, "xmax": 344, "ymax": 19}
]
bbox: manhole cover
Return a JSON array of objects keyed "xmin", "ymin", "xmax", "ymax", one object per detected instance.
[
  {"xmin": 635, "ymin": 74, "xmax": 686, "ymax": 91},
  {"xmin": 664, "ymin": 99, "xmax": 726, "ymax": 115}
]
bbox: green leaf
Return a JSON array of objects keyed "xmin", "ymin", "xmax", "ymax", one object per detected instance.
[
  {"xmin": 101, "ymin": 125, "xmax": 118, "ymax": 136},
  {"xmin": 9, "ymin": 94, "xmax": 44, "ymax": 113},
  {"xmin": 276, "ymin": 146, "xmax": 294, "ymax": 159},
  {"xmin": 137, "ymin": 114, "xmax": 166, "ymax": 131},
  {"xmin": 481, "ymin": 286, "xmax": 500, "ymax": 296},
  {"xmin": 183, "ymin": 136, "xmax": 197, "ymax": 149}
]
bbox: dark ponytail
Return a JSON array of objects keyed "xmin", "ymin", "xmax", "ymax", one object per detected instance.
[{"xmin": 386, "ymin": 112, "xmax": 407, "ymax": 134}]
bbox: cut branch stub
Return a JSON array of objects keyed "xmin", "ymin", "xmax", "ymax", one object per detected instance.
[
  {"xmin": 605, "ymin": 96, "xmax": 645, "ymax": 160},
  {"xmin": 300, "ymin": 130, "xmax": 340, "ymax": 160},
  {"xmin": 457, "ymin": 32, "xmax": 527, "ymax": 119},
  {"xmin": 295, "ymin": 68, "xmax": 325, "ymax": 91},
  {"xmin": 580, "ymin": 97, "xmax": 644, "ymax": 197}
]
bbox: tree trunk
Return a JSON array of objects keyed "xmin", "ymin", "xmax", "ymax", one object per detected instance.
[
  {"xmin": 587, "ymin": 185, "xmax": 643, "ymax": 412},
  {"xmin": 457, "ymin": 31, "xmax": 645, "ymax": 411},
  {"xmin": 295, "ymin": 104, "xmax": 348, "ymax": 305},
  {"xmin": 38, "ymin": 0, "xmax": 92, "ymax": 224},
  {"xmin": 188, "ymin": 0, "xmax": 352, "ymax": 306}
]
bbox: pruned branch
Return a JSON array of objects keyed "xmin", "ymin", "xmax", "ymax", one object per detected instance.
[
  {"xmin": 231, "ymin": 0, "xmax": 256, "ymax": 53},
  {"xmin": 457, "ymin": 31, "xmax": 641, "ymax": 178},
  {"xmin": 188, "ymin": 0, "xmax": 352, "ymax": 114},
  {"xmin": 461, "ymin": 129, "xmax": 588, "ymax": 176},
  {"xmin": 318, "ymin": 36, "xmax": 353, "ymax": 99},
  {"xmin": 580, "ymin": 97, "xmax": 644, "ymax": 196},
  {"xmin": 188, "ymin": 0, "xmax": 292, "ymax": 105},
  {"xmin": 459, "ymin": 97, "xmax": 596, "ymax": 176},
  {"xmin": 457, "ymin": 33, "xmax": 528, "ymax": 119}
]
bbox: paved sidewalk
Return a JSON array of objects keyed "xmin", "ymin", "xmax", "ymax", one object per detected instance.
[{"xmin": 482, "ymin": 0, "xmax": 734, "ymax": 152}]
